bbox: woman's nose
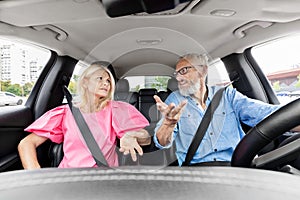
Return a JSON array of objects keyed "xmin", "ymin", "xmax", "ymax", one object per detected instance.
[{"xmin": 102, "ymin": 81, "xmax": 109, "ymax": 86}]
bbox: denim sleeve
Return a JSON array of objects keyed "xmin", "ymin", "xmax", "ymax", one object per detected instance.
[{"xmin": 228, "ymin": 88, "xmax": 281, "ymax": 127}]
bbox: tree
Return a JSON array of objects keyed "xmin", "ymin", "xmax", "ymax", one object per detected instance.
[
  {"xmin": 0, "ymin": 81, "xmax": 11, "ymax": 91},
  {"xmin": 151, "ymin": 76, "xmax": 169, "ymax": 91},
  {"xmin": 23, "ymin": 82, "xmax": 34, "ymax": 96},
  {"xmin": 272, "ymin": 81, "xmax": 281, "ymax": 91},
  {"xmin": 0, "ymin": 81, "xmax": 33, "ymax": 96},
  {"xmin": 7, "ymin": 84, "xmax": 22, "ymax": 96},
  {"xmin": 295, "ymin": 74, "xmax": 300, "ymax": 88},
  {"xmin": 73, "ymin": 75, "xmax": 79, "ymax": 82},
  {"xmin": 68, "ymin": 81, "xmax": 77, "ymax": 94},
  {"xmin": 134, "ymin": 84, "xmax": 140, "ymax": 92}
]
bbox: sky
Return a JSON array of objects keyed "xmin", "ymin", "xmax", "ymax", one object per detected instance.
[{"xmin": 252, "ymin": 35, "xmax": 300, "ymax": 74}]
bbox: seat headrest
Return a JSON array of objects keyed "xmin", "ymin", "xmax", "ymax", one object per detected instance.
[
  {"xmin": 115, "ymin": 79, "xmax": 130, "ymax": 92},
  {"xmin": 167, "ymin": 77, "xmax": 178, "ymax": 92},
  {"xmin": 139, "ymin": 88, "xmax": 158, "ymax": 96}
]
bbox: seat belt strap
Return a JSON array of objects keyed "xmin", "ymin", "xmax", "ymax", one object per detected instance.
[
  {"xmin": 182, "ymin": 86, "xmax": 227, "ymax": 166},
  {"xmin": 63, "ymin": 86, "xmax": 109, "ymax": 167}
]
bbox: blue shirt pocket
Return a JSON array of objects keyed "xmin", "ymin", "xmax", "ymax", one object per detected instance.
[
  {"xmin": 178, "ymin": 111, "xmax": 201, "ymax": 148},
  {"xmin": 212, "ymin": 108, "xmax": 240, "ymax": 149}
]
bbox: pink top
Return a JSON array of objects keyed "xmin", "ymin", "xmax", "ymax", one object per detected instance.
[{"xmin": 25, "ymin": 101, "xmax": 149, "ymax": 168}]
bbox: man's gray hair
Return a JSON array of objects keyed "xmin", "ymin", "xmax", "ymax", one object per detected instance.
[{"xmin": 179, "ymin": 53, "xmax": 209, "ymax": 67}]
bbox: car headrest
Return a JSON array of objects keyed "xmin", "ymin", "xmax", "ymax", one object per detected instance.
[
  {"xmin": 115, "ymin": 79, "xmax": 130, "ymax": 92},
  {"xmin": 139, "ymin": 88, "xmax": 158, "ymax": 96},
  {"xmin": 167, "ymin": 77, "xmax": 178, "ymax": 92}
]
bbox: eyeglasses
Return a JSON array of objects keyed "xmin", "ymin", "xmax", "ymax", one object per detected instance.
[{"xmin": 173, "ymin": 66, "xmax": 193, "ymax": 76}]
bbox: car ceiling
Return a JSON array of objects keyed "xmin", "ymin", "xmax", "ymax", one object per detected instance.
[{"xmin": 0, "ymin": 0, "xmax": 300, "ymax": 77}]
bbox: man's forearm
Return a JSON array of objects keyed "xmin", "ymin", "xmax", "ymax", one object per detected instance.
[{"xmin": 156, "ymin": 119, "xmax": 176, "ymax": 146}]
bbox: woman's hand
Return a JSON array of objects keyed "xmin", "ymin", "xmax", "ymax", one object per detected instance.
[{"xmin": 119, "ymin": 129, "xmax": 151, "ymax": 161}]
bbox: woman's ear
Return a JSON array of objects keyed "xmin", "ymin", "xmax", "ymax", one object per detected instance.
[{"xmin": 82, "ymin": 78, "xmax": 88, "ymax": 88}]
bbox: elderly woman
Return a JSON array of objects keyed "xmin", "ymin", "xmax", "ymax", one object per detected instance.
[{"xmin": 18, "ymin": 62, "xmax": 150, "ymax": 169}]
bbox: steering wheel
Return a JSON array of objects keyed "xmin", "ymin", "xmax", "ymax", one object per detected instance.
[{"xmin": 231, "ymin": 98, "xmax": 300, "ymax": 168}]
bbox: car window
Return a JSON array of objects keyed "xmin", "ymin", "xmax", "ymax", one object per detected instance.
[
  {"xmin": 5, "ymin": 92, "xmax": 15, "ymax": 97},
  {"xmin": 124, "ymin": 59, "xmax": 230, "ymax": 92},
  {"xmin": 207, "ymin": 58, "xmax": 231, "ymax": 86},
  {"xmin": 0, "ymin": 37, "xmax": 51, "ymax": 106},
  {"xmin": 251, "ymin": 34, "xmax": 300, "ymax": 104},
  {"xmin": 125, "ymin": 76, "xmax": 171, "ymax": 92},
  {"xmin": 62, "ymin": 61, "xmax": 88, "ymax": 103},
  {"xmin": 71, "ymin": 64, "xmax": 173, "ymax": 92}
]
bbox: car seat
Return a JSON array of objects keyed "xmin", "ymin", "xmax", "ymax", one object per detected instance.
[{"xmin": 114, "ymin": 79, "xmax": 138, "ymax": 108}]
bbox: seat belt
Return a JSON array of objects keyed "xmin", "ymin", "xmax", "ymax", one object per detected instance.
[
  {"xmin": 62, "ymin": 86, "xmax": 109, "ymax": 167},
  {"xmin": 182, "ymin": 86, "xmax": 228, "ymax": 166}
]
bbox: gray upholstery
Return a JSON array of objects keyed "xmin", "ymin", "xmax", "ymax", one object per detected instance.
[
  {"xmin": 167, "ymin": 77, "xmax": 178, "ymax": 92},
  {"xmin": 158, "ymin": 77, "xmax": 178, "ymax": 101},
  {"xmin": 114, "ymin": 79, "xmax": 138, "ymax": 108},
  {"xmin": 115, "ymin": 78, "xmax": 130, "ymax": 92}
]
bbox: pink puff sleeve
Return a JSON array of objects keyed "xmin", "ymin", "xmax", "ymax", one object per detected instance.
[
  {"xmin": 111, "ymin": 101, "xmax": 149, "ymax": 138},
  {"xmin": 24, "ymin": 105, "xmax": 67, "ymax": 144}
]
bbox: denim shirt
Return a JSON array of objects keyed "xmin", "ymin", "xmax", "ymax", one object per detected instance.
[{"xmin": 153, "ymin": 86, "xmax": 280, "ymax": 166}]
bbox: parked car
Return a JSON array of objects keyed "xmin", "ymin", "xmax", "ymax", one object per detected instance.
[
  {"xmin": 291, "ymin": 90, "xmax": 300, "ymax": 99},
  {"xmin": 0, "ymin": 0, "xmax": 300, "ymax": 199},
  {"xmin": 0, "ymin": 92, "xmax": 23, "ymax": 106}
]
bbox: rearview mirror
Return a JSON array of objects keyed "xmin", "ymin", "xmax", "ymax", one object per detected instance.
[{"xmin": 101, "ymin": 0, "xmax": 192, "ymax": 17}]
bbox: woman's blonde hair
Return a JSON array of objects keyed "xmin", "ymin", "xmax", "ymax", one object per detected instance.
[{"xmin": 77, "ymin": 62, "xmax": 115, "ymax": 112}]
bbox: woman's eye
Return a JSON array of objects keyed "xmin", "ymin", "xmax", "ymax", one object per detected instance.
[{"xmin": 96, "ymin": 77, "xmax": 103, "ymax": 81}]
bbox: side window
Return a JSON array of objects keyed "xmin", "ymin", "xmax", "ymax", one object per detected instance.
[
  {"xmin": 207, "ymin": 58, "xmax": 231, "ymax": 86},
  {"xmin": 251, "ymin": 35, "xmax": 300, "ymax": 104},
  {"xmin": 5, "ymin": 93, "xmax": 14, "ymax": 97},
  {"xmin": 0, "ymin": 37, "xmax": 51, "ymax": 106},
  {"xmin": 67, "ymin": 61, "xmax": 88, "ymax": 94},
  {"xmin": 63, "ymin": 61, "xmax": 88, "ymax": 104}
]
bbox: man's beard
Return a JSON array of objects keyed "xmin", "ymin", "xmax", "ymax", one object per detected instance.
[{"xmin": 178, "ymin": 79, "xmax": 200, "ymax": 96}]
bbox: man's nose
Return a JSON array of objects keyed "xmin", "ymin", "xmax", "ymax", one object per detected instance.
[{"xmin": 176, "ymin": 75, "xmax": 183, "ymax": 82}]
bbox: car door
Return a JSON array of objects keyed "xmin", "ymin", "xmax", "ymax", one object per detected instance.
[
  {"xmin": 0, "ymin": 46, "xmax": 77, "ymax": 172},
  {"xmin": 4, "ymin": 93, "xmax": 15, "ymax": 105}
]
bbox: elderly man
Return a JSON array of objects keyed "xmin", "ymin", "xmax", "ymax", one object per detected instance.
[{"xmin": 153, "ymin": 53, "xmax": 300, "ymax": 166}]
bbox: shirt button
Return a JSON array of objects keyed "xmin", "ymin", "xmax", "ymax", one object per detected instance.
[
  {"xmin": 222, "ymin": 112, "xmax": 225, "ymax": 115},
  {"xmin": 214, "ymin": 149, "xmax": 217, "ymax": 152},
  {"xmin": 210, "ymin": 132, "xmax": 213, "ymax": 136},
  {"xmin": 213, "ymin": 158, "xmax": 217, "ymax": 161}
]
